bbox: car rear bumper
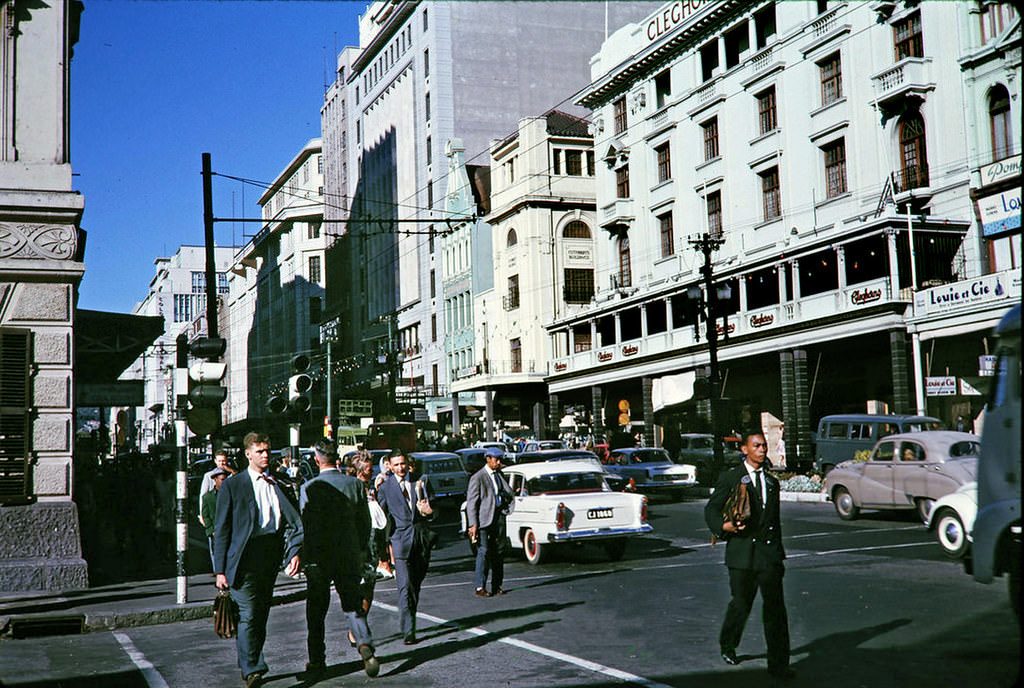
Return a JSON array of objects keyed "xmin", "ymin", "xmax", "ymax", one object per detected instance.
[
  {"xmin": 639, "ymin": 479, "xmax": 698, "ymax": 490},
  {"xmin": 548, "ymin": 524, "xmax": 653, "ymax": 542}
]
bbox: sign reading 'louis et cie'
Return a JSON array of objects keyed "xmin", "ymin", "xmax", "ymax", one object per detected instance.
[{"xmin": 914, "ymin": 271, "xmax": 1020, "ymax": 316}]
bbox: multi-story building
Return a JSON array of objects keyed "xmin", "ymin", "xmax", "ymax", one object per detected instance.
[
  {"xmin": 123, "ymin": 246, "xmax": 233, "ymax": 451},
  {"xmin": 450, "ymin": 112, "xmax": 600, "ymax": 437},
  {"xmin": 321, "ymin": 1, "xmax": 657, "ymax": 429},
  {"xmin": 223, "ymin": 139, "xmax": 326, "ymax": 446},
  {"xmin": 547, "ymin": 1, "xmax": 1018, "ymax": 467}
]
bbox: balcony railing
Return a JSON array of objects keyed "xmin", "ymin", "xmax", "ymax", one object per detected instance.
[
  {"xmin": 871, "ymin": 57, "xmax": 933, "ymax": 106},
  {"xmin": 892, "ymin": 165, "xmax": 930, "ymax": 193},
  {"xmin": 503, "ymin": 292, "xmax": 520, "ymax": 310}
]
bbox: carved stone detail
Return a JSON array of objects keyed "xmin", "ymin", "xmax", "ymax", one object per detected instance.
[{"xmin": 0, "ymin": 223, "xmax": 78, "ymax": 260}]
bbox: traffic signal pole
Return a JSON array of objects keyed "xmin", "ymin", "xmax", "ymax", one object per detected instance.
[
  {"xmin": 202, "ymin": 153, "xmax": 218, "ymax": 340},
  {"xmin": 691, "ymin": 233, "xmax": 725, "ymax": 479},
  {"xmin": 174, "ymin": 332, "xmax": 190, "ymax": 604}
]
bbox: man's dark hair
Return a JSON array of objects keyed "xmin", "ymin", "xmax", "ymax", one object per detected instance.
[
  {"xmin": 742, "ymin": 430, "xmax": 766, "ymax": 444},
  {"xmin": 314, "ymin": 438, "xmax": 338, "ymax": 464},
  {"xmin": 244, "ymin": 431, "xmax": 271, "ymax": 449},
  {"xmin": 389, "ymin": 449, "xmax": 405, "ymax": 460}
]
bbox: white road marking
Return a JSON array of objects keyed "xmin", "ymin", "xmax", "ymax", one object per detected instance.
[
  {"xmin": 113, "ymin": 632, "xmax": 170, "ymax": 688},
  {"xmin": 374, "ymin": 601, "xmax": 672, "ymax": 688}
]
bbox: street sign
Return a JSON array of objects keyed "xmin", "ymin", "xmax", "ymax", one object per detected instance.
[
  {"xmin": 925, "ymin": 376, "xmax": 957, "ymax": 396},
  {"xmin": 338, "ymin": 399, "xmax": 373, "ymax": 416}
]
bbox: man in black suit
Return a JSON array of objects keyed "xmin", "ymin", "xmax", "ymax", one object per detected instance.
[
  {"xmin": 300, "ymin": 439, "xmax": 378, "ymax": 679},
  {"xmin": 466, "ymin": 447, "xmax": 511, "ymax": 597},
  {"xmin": 376, "ymin": 451, "xmax": 435, "ymax": 644},
  {"xmin": 214, "ymin": 432, "xmax": 303, "ymax": 688},
  {"xmin": 704, "ymin": 430, "xmax": 792, "ymax": 681}
]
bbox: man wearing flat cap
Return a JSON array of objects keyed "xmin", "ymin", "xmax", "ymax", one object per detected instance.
[{"xmin": 466, "ymin": 447, "xmax": 512, "ymax": 597}]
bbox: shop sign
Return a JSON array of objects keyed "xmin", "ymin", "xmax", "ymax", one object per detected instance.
[
  {"xmin": 644, "ymin": 1, "xmax": 717, "ymax": 45},
  {"xmin": 749, "ymin": 310, "xmax": 775, "ymax": 329},
  {"xmin": 849, "ymin": 286, "xmax": 883, "ymax": 307},
  {"xmin": 914, "ymin": 271, "xmax": 1016, "ymax": 315},
  {"xmin": 714, "ymin": 321, "xmax": 735, "ymax": 336},
  {"xmin": 979, "ymin": 155, "xmax": 1021, "ymax": 187},
  {"xmin": 566, "ymin": 248, "xmax": 592, "ymax": 264},
  {"xmin": 925, "ymin": 376, "xmax": 957, "ymax": 396},
  {"xmin": 960, "ymin": 378, "xmax": 983, "ymax": 396},
  {"xmin": 597, "ymin": 349, "xmax": 614, "ymax": 363},
  {"xmin": 977, "ymin": 188, "xmax": 1021, "ymax": 238},
  {"xmin": 979, "ymin": 354, "xmax": 997, "ymax": 376},
  {"xmin": 622, "ymin": 343, "xmax": 639, "ymax": 357},
  {"xmin": 553, "ymin": 360, "xmax": 568, "ymax": 372}
]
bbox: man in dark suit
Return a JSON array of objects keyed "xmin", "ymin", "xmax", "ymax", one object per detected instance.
[
  {"xmin": 466, "ymin": 447, "xmax": 511, "ymax": 597},
  {"xmin": 299, "ymin": 439, "xmax": 378, "ymax": 679},
  {"xmin": 214, "ymin": 432, "xmax": 303, "ymax": 688},
  {"xmin": 704, "ymin": 430, "xmax": 793, "ymax": 681},
  {"xmin": 376, "ymin": 450, "xmax": 435, "ymax": 644}
]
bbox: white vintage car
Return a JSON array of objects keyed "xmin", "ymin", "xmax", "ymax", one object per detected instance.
[{"xmin": 502, "ymin": 460, "xmax": 653, "ymax": 564}]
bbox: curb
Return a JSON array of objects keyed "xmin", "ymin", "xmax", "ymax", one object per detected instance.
[{"xmin": 780, "ymin": 491, "xmax": 829, "ymax": 503}]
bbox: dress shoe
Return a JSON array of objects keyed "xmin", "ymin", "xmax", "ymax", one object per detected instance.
[
  {"xmin": 721, "ymin": 649, "xmax": 739, "ymax": 666},
  {"xmin": 243, "ymin": 672, "xmax": 264, "ymax": 688},
  {"xmin": 403, "ymin": 634, "xmax": 417, "ymax": 645},
  {"xmin": 491, "ymin": 587, "xmax": 506, "ymax": 595},
  {"xmin": 475, "ymin": 588, "xmax": 491, "ymax": 597},
  {"xmin": 302, "ymin": 662, "xmax": 326, "ymax": 680},
  {"xmin": 358, "ymin": 644, "xmax": 380, "ymax": 678},
  {"xmin": 347, "ymin": 631, "xmax": 357, "ymax": 648}
]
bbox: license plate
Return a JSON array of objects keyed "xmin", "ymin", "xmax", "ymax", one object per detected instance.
[{"xmin": 588, "ymin": 508, "xmax": 613, "ymax": 519}]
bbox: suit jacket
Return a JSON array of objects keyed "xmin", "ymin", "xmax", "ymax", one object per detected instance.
[
  {"xmin": 466, "ymin": 467, "xmax": 511, "ymax": 530},
  {"xmin": 299, "ymin": 469, "xmax": 371, "ymax": 576},
  {"xmin": 213, "ymin": 469, "xmax": 303, "ymax": 587},
  {"xmin": 201, "ymin": 489, "xmax": 219, "ymax": 538},
  {"xmin": 377, "ymin": 474, "xmax": 434, "ymax": 560},
  {"xmin": 704, "ymin": 463, "xmax": 786, "ymax": 571}
]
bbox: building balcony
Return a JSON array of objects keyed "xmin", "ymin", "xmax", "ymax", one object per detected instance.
[
  {"xmin": 871, "ymin": 57, "xmax": 935, "ymax": 109},
  {"xmin": 600, "ymin": 199, "xmax": 634, "ymax": 230},
  {"xmin": 503, "ymin": 292, "xmax": 520, "ymax": 311}
]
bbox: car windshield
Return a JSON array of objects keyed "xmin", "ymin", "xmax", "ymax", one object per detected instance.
[
  {"xmin": 906, "ymin": 421, "xmax": 945, "ymax": 431},
  {"xmin": 692, "ymin": 437, "xmax": 713, "ymax": 449},
  {"xmin": 526, "ymin": 472, "xmax": 605, "ymax": 494},
  {"xmin": 948, "ymin": 441, "xmax": 981, "ymax": 458},
  {"xmin": 627, "ymin": 450, "xmax": 671, "ymax": 464},
  {"xmin": 417, "ymin": 458, "xmax": 463, "ymax": 474}
]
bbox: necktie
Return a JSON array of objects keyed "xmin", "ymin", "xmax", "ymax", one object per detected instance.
[
  {"xmin": 754, "ymin": 469, "xmax": 765, "ymax": 502},
  {"xmin": 401, "ymin": 481, "xmax": 411, "ymax": 509}
]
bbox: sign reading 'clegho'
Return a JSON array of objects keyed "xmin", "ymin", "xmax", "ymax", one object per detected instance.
[
  {"xmin": 850, "ymin": 288, "xmax": 882, "ymax": 306},
  {"xmin": 622, "ymin": 344, "xmax": 639, "ymax": 356},
  {"xmin": 749, "ymin": 312, "xmax": 774, "ymax": 328},
  {"xmin": 646, "ymin": 0, "xmax": 715, "ymax": 44}
]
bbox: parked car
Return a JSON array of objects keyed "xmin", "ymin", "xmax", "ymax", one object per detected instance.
[
  {"xmin": 455, "ymin": 447, "xmax": 488, "ymax": 476},
  {"xmin": 605, "ymin": 447, "xmax": 698, "ymax": 500},
  {"xmin": 813, "ymin": 413, "xmax": 944, "ymax": 474},
  {"xmin": 925, "ymin": 482, "xmax": 977, "ymax": 560},
  {"xmin": 409, "ymin": 451, "xmax": 470, "ymax": 501},
  {"xmin": 522, "ymin": 439, "xmax": 566, "ymax": 452},
  {"xmin": 678, "ymin": 433, "xmax": 744, "ymax": 485},
  {"xmin": 501, "ymin": 459, "xmax": 652, "ymax": 564},
  {"xmin": 824, "ymin": 431, "xmax": 980, "ymax": 522},
  {"xmin": 513, "ymin": 449, "xmax": 633, "ymax": 492}
]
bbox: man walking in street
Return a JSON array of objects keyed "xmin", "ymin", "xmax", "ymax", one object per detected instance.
[
  {"xmin": 466, "ymin": 446, "xmax": 511, "ymax": 597},
  {"xmin": 376, "ymin": 450, "xmax": 436, "ymax": 644},
  {"xmin": 704, "ymin": 429, "xmax": 793, "ymax": 681},
  {"xmin": 214, "ymin": 432, "xmax": 303, "ymax": 688},
  {"xmin": 299, "ymin": 439, "xmax": 379, "ymax": 680}
]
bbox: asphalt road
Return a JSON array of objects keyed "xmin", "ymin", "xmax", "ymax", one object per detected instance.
[{"xmin": 0, "ymin": 498, "xmax": 1019, "ymax": 688}]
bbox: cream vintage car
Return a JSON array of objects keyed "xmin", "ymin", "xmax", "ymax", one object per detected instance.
[
  {"xmin": 824, "ymin": 431, "xmax": 980, "ymax": 522},
  {"xmin": 503, "ymin": 459, "xmax": 653, "ymax": 564}
]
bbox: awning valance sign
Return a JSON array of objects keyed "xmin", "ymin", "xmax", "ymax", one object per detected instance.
[{"xmin": 977, "ymin": 188, "xmax": 1021, "ymax": 238}]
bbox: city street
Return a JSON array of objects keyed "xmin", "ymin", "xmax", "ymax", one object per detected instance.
[{"xmin": 0, "ymin": 498, "xmax": 1018, "ymax": 688}]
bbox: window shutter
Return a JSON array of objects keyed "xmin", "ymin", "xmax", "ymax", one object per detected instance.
[{"xmin": 0, "ymin": 329, "xmax": 32, "ymax": 504}]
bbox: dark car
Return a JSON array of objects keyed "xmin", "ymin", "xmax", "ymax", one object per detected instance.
[
  {"xmin": 409, "ymin": 451, "xmax": 470, "ymax": 501},
  {"xmin": 456, "ymin": 447, "xmax": 488, "ymax": 476},
  {"xmin": 678, "ymin": 433, "xmax": 745, "ymax": 485},
  {"xmin": 514, "ymin": 449, "xmax": 633, "ymax": 492},
  {"xmin": 605, "ymin": 447, "xmax": 699, "ymax": 500}
]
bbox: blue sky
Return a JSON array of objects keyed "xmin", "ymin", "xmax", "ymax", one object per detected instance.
[{"xmin": 72, "ymin": 0, "xmax": 363, "ymax": 314}]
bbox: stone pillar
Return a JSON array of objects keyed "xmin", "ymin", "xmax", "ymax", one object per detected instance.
[
  {"xmin": 890, "ymin": 329, "xmax": 911, "ymax": 414},
  {"xmin": 533, "ymin": 401, "xmax": 545, "ymax": 440},
  {"xmin": 484, "ymin": 388, "xmax": 494, "ymax": 442},
  {"xmin": 792, "ymin": 349, "xmax": 812, "ymax": 471},
  {"xmin": 591, "ymin": 385, "xmax": 603, "ymax": 435},
  {"xmin": 547, "ymin": 393, "xmax": 560, "ymax": 440},
  {"xmin": 696, "ymin": 364, "xmax": 711, "ymax": 426},
  {"xmin": 451, "ymin": 391, "xmax": 461, "ymax": 435},
  {"xmin": 642, "ymin": 376, "xmax": 656, "ymax": 447},
  {"xmin": 779, "ymin": 350, "xmax": 796, "ymax": 438}
]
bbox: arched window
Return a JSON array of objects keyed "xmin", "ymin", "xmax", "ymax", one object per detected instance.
[
  {"xmin": 618, "ymin": 235, "xmax": 632, "ymax": 288},
  {"xmin": 506, "ymin": 228, "xmax": 518, "ymax": 247},
  {"xmin": 989, "ymin": 85, "xmax": 1014, "ymax": 161},
  {"xmin": 898, "ymin": 112, "xmax": 929, "ymax": 191},
  {"xmin": 562, "ymin": 220, "xmax": 591, "ymax": 239}
]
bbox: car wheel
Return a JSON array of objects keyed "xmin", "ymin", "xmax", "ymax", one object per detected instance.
[
  {"xmin": 933, "ymin": 508, "xmax": 968, "ymax": 559},
  {"xmin": 916, "ymin": 498, "xmax": 935, "ymax": 523},
  {"xmin": 603, "ymin": 539, "xmax": 627, "ymax": 561},
  {"xmin": 833, "ymin": 486, "xmax": 860, "ymax": 521},
  {"xmin": 523, "ymin": 528, "xmax": 544, "ymax": 565}
]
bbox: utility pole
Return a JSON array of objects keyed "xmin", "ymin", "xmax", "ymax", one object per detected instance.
[
  {"xmin": 690, "ymin": 233, "xmax": 726, "ymax": 479},
  {"xmin": 174, "ymin": 332, "xmax": 189, "ymax": 604}
]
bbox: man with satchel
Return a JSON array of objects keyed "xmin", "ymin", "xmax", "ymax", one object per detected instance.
[
  {"xmin": 214, "ymin": 432, "xmax": 303, "ymax": 688},
  {"xmin": 704, "ymin": 430, "xmax": 793, "ymax": 681},
  {"xmin": 466, "ymin": 446, "xmax": 512, "ymax": 597}
]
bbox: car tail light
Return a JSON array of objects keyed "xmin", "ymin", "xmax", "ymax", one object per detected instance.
[
  {"xmin": 640, "ymin": 496, "xmax": 648, "ymax": 522},
  {"xmin": 556, "ymin": 502, "xmax": 567, "ymax": 531}
]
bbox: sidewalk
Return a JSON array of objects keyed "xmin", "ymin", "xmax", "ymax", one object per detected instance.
[{"xmin": 0, "ymin": 572, "xmax": 307, "ymax": 638}]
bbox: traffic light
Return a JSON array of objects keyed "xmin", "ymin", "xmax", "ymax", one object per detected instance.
[
  {"xmin": 288, "ymin": 354, "xmax": 312, "ymax": 415},
  {"xmin": 186, "ymin": 336, "xmax": 226, "ymax": 435}
]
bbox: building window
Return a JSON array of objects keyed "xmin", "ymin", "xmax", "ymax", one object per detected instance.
[
  {"xmin": 505, "ymin": 157, "xmax": 516, "ymax": 184},
  {"xmin": 431, "ymin": 314, "xmax": 437, "ymax": 342},
  {"xmin": 218, "ymin": 273, "xmax": 229, "ymax": 295},
  {"xmin": 980, "ymin": 3, "xmax": 1009, "ymax": 43},
  {"xmin": 428, "ymin": 225, "xmax": 435, "ymax": 253},
  {"xmin": 191, "ymin": 271, "xmax": 205, "ymax": 294},
  {"xmin": 754, "ymin": 4, "xmax": 776, "ymax": 49},
  {"xmin": 563, "ymin": 268, "xmax": 594, "ymax": 303},
  {"xmin": 757, "ymin": 86, "xmax": 777, "ymax": 135},
  {"xmin": 655, "ymin": 142, "xmax": 671, "ymax": 183},
  {"xmin": 506, "ymin": 228, "xmax": 518, "ymax": 247},
  {"xmin": 618, "ymin": 235, "xmax": 632, "ymax": 288},
  {"xmin": 308, "ymin": 255, "xmax": 322, "ymax": 284},
  {"xmin": 562, "ymin": 220, "xmax": 591, "ymax": 239},
  {"xmin": 424, "ymin": 92, "xmax": 430, "ymax": 121},
  {"xmin": 430, "ymin": 269, "xmax": 436, "ymax": 298},
  {"xmin": 898, "ymin": 112, "xmax": 929, "ymax": 191},
  {"xmin": 823, "ymin": 139, "xmax": 847, "ymax": 198},
  {"xmin": 505, "ymin": 274, "xmax": 520, "ymax": 310},
  {"xmin": 423, "ymin": 49, "xmax": 429, "ymax": 77},
  {"xmin": 565, "ymin": 149, "xmax": 583, "ymax": 176},
  {"xmin": 700, "ymin": 40, "xmax": 718, "ymax": 81},
  {"xmin": 616, "ymin": 165, "xmax": 630, "ymax": 198},
  {"xmin": 426, "ymin": 136, "xmax": 432, "ymax": 165},
  {"xmin": 427, "ymin": 180, "xmax": 433, "ymax": 208},
  {"xmin": 422, "ymin": 7, "xmax": 428, "ymax": 31},
  {"xmin": 819, "ymin": 53, "xmax": 842, "ymax": 105},
  {"xmin": 658, "ymin": 212, "xmax": 674, "ymax": 257},
  {"xmin": 510, "ymin": 338, "xmax": 522, "ymax": 373},
  {"xmin": 356, "ymin": 120, "xmax": 361, "ymax": 143},
  {"xmin": 893, "ymin": 12, "xmax": 923, "ymax": 61},
  {"xmin": 552, "ymin": 149, "xmax": 561, "ymax": 175},
  {"xmin": 317, "ymin": 155, "xmax": 323, "ymax": 174},
  {"xmin": 724, "ymin": 21, "xmax": 749, "ymax": 69},
  {"xmin": 308, "ymin": 221, "xmax": 321, "ymax": 240},
  {"xmin": 760, "ymin": 167, "xmax": 781, "ymax": 221},
  {"xmin": 654, "ymin": 69, "xmax": 671, "ymax": 109},
  {"xmin": 990, "ymin": 85, "xmax": 1014, "ymax": 161},
  {"xmin": 706, "ymin": 191, "xmax": 722, "ymax": 238},
  {"xmin": 702, "ymin": 117, "xmax": 719, "ymax": 161},
  {"xmin": 0, "ymin": 329, "xmax": 31, "ymax": 502},
  {"xmin": 613, "ymin": 97, "xmax": 627, "ymax": 134},
  {"xmin": 586, "ymin": 150, "xmax": 595, "ymax": 176}
]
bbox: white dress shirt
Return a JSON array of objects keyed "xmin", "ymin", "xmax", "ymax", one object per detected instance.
[
  {"xmin": 248, "ymin": 466, "xmax": 282, "ymax": 536},
  {"xmin": 743, "ymin": 461, "xmax": 767, "ymax": 503}
]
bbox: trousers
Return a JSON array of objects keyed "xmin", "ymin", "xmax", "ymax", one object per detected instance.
[
  {"xmin": 305, "ymin": 564, "xmax": 373, "ymax": 663},
  {"xmin": 719, "ymin": 563, "xmax": 790, "ymax": 673}
]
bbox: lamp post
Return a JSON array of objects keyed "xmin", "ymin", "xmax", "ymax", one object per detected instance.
[{"xmin": 689, "ymin": 233, "xmax": 727, "ymax": 481}]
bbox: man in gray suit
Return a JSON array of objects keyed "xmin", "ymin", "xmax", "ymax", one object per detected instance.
[
  {"xmin": 299, "ymin": 439, "xmax": 378, "ymax": 679},
  {"xmin": 466, "ymin": 447, "xmax": 512, "ymax": 597},
  {"xmin": 214, "ymin": 432, "xmax": 303, "ymax": 688}
]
